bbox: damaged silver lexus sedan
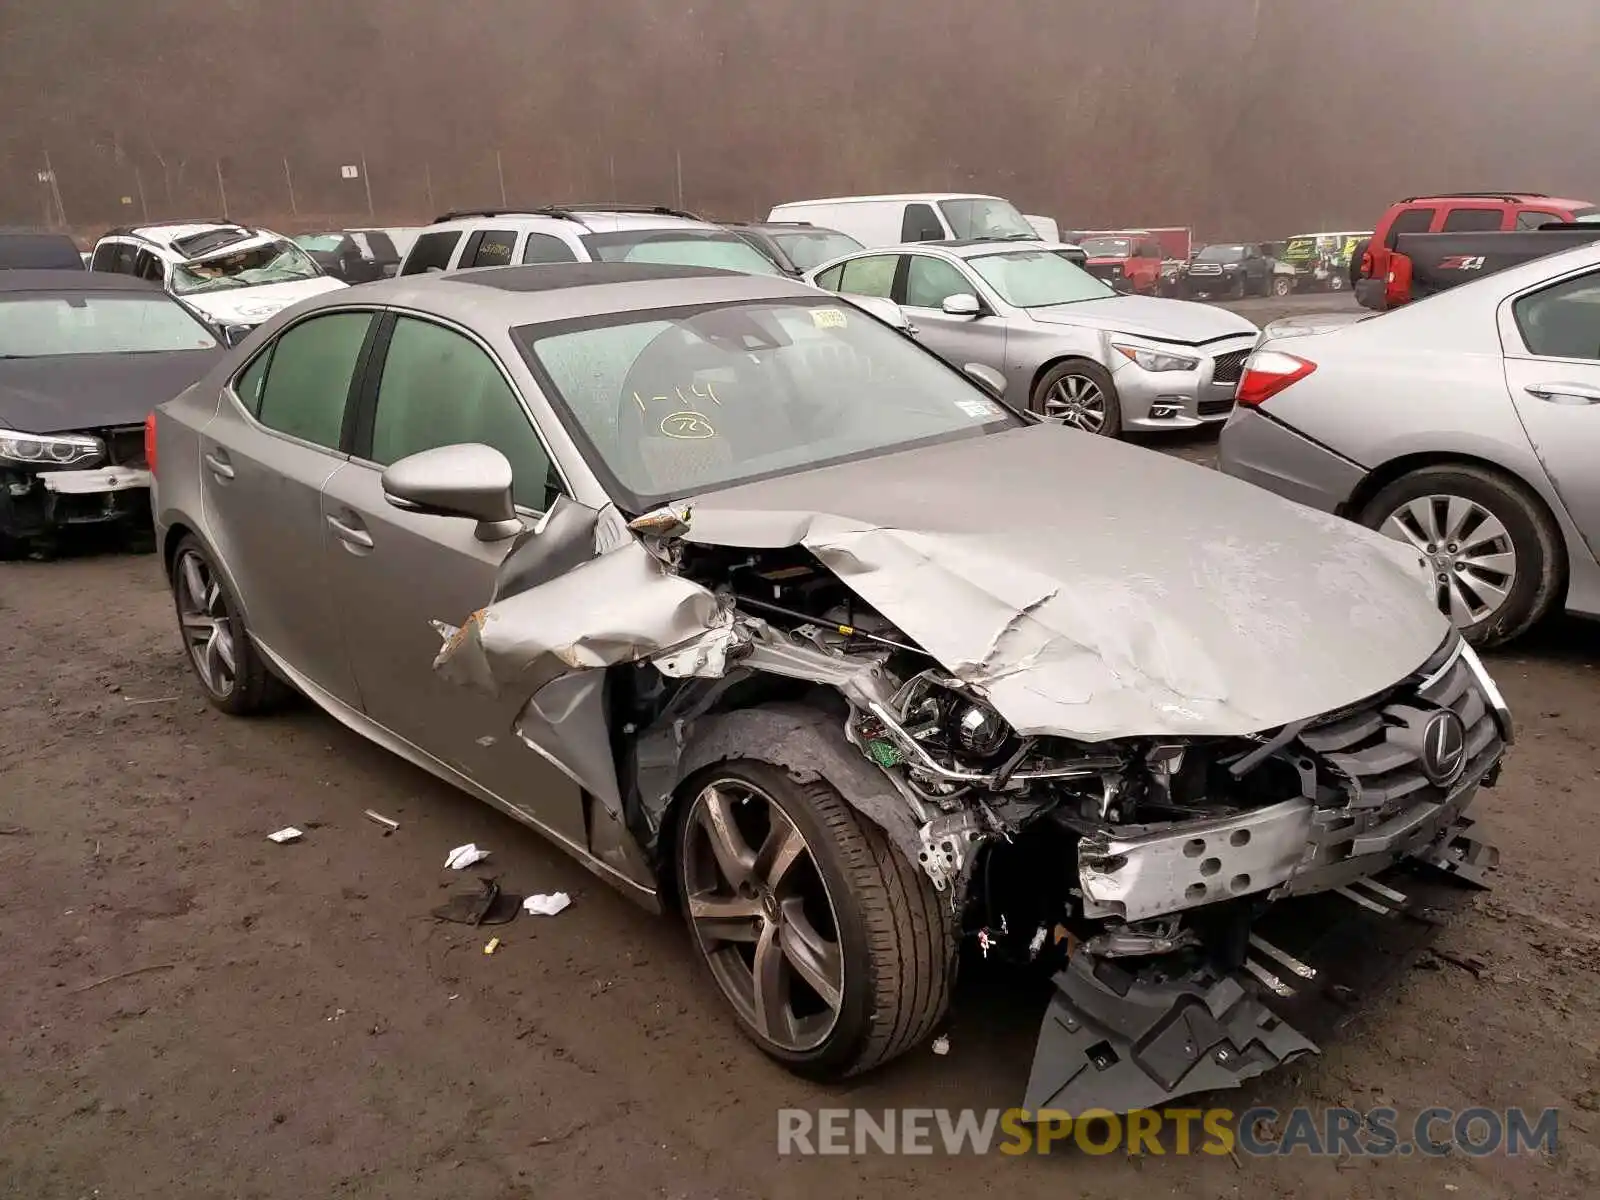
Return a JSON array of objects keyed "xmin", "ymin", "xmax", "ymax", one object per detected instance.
[{"xmin": 151, "ymin": 262, "xmax": 1511, "ymax": 1113}]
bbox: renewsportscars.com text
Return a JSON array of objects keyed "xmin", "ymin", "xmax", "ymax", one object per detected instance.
[{"xmin": 776, "ymin": 1105, "xmax": 1560, "ymax": 1157}]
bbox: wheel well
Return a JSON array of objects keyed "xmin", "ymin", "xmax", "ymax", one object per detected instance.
[
  {"xmin": 1029, "ymin": 355, "xmax": 1108, "ymax": 404},
  {"xmin": 159, "ymin": 520, "xmax": 196, "ymax": 581},
  {"xmin": 1343, "ymin": 451, "xmax": 1570, "ymax": 593}
]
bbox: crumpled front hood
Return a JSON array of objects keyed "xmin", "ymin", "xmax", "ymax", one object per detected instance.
[
  {"xmin": 1026, "ymin": 295, "xmax": 1257, "ymax": 345},
  {"xmin": 182, "ymin": 276, "xmax": 346, "ymax": 325},
  {"xmin": 680, "ymin": 424, "xmax": 1447, "ymax": 740}
]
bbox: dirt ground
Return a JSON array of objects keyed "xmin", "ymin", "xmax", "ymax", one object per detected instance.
[{"xmin": 4, "ymin": 295, "xmax": 1600, "ymax": 1198}]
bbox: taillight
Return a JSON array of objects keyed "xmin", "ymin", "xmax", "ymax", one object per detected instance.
[
  {"xmin": 144, "ymin": 411, "xmax": 158, "ymax": 478},
  {"xmin": 1236, "ymin": 351, "xmax": 1317, "ymax": 407}
]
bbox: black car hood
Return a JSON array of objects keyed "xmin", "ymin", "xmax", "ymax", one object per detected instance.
[{"xmin": 0, "ymin": 350, "xmax": 221, "ymax": 434}]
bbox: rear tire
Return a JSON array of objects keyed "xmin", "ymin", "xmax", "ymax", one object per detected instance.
[
  {"xmin": 1328, "ymin": 274, "xmax": 1347, "ymax": 293},
  {"xmin": 674, "ymin": 760, "xmax": 953, "ymax": 1080},
  {"xmin": 1348, "ymin": 239, "xmax": 1371, "ymax": 290},
  {"xmin": 1358, "ymin": 465, "xmax": 1563, "ymax": 648},
  {"xmin": 169, "ymin": 534, "xmax": 289, "ymax": 715},
  {"xmin": 1031, "ymin": 360, "xmax": 1123, "ymax": 437}
]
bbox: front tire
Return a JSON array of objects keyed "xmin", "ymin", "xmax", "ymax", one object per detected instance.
[
  {"xmin": 1031, "ymin": 360, "xmax": 1123, "ymax": 437},
  {"xmin": 1272, "ymin": 275, "xmax": 1293, "ymax": 297},
  {"xmin": 1359, "ymin": 465, "xmax": 1563, "ymax": 647},
  {"xmin": 675, "ymin": 761, "xmax": 952, "ymax": 1080},
  {"xmin": 169, "ymin": 534, "xmax": 288, "ymax": 714}
]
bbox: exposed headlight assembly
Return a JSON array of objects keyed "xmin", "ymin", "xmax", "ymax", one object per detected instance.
[
  {"xmin": 0, "ymin": 427, "xmax": 104, "ymax": 468},
  {"xmin": 1112, "ymin": 344, "xmax": 1200, "ymax": 373}
]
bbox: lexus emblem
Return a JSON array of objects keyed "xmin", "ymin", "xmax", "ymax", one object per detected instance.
[{"xmin": 1421, "ymin": 710, "xmax": 1468, "ymax": 787}]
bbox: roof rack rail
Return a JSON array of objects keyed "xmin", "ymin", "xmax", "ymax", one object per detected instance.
[
  {"xmin": 554, "ymin": 203, "xmax": 705, "ymax": 221},
  {"xmin": 430, "ymin": 207, "xmax": 585, "ymax": 225},
  {"xmin": 1401, "ymin": 191, "xmax": 1548, "ymax": 202},
  {"xmin": 752, "ymin": 220, "xmax": 815, "ymax": 227}
]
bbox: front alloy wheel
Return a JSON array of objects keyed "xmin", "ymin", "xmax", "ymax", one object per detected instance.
[
  {"xmin": 1032, "ymin": 360, "xmax": 1122, "ymax": 436},
  {"xmin": 675, "ymin": 758, "xmax": 952, "ymax": 1078},
  {"xmin": 682, "ymin": 778, "xmax": 844, "ymax": 1052}
]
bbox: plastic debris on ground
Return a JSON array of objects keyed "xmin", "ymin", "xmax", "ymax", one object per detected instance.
[
  {"xmin": 932, "ymin": 1035, "xmax": 951, "ymax": 1056},
  {"xmin": 267, "ymin": 827, "xmax": 303, "ymax": 844},
  {"xmin": 523, "ymin": 892, "xmax": 572, "ymax": 917},
  {"xmin": 483, "ymin": 937, "xmax": 501, "ymax": 955},
  {"xmin": 431, "ymin": 878, "xmax": 522, "ymax": 926},
  {"xmin": 445, "ymin": 843, "xmax": 490, "ymax": 870},
  {"xmin": 364, "ymin": 809, "xmax": 400, "ymax": 833}
]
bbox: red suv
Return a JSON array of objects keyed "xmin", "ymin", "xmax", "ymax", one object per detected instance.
[
  {"xmin": 1352, "ymin": 192, "xmax": 1596, "ymax": 307},
  {"xmin": 1076, "ymin": 232, "xmax": 1164, "ymax": 294}
]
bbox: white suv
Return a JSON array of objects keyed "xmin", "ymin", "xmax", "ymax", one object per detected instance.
[
  {"xmin": 89, "ymin": 222, "xmax": 346, "ymax": 337},
  {"xmin": 397, "ymin": 205, "xmax": 786, "ymax": 277}
]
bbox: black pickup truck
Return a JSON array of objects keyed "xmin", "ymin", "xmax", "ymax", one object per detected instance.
[{"xmin": 1356, "ymin": 223, "xmax": 1600, "ymax": 311}]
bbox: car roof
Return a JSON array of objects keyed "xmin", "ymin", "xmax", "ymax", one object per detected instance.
[
  {"xmin": 730, "ymin": 221, "xmax": 851, "ymax": 236},
  {"xmin": 1400, "ymin": 193, "xmax": 1592, "ymax": 208},
  {"xmin": 773, "ymin": 193, "xmax": 1001, "ymax": 207},
  {"xmin": 296, "ymin": 262, "xmax": 819, "ymax": 326},
  {"xmin": 0, "ymin": 269, "xmax": 163, "ymax": 293},
  {"xmin": 424, "ymin": 208, "xmax": 723, "ymax": 236}
]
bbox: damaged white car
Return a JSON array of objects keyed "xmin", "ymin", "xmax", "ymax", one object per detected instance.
[{"xmin": 151, "ymin": 262, "xmax": 1510, "ymax": 1113}]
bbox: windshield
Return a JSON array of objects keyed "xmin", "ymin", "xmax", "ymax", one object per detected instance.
[
  {"xmin": 1080, "ymin": 237, "xmax": 1132, "ymax": 258},
  {"xmin": 170, "ymin": 239, "xmax": 322, "ymax": 295},
  {"xmin": 518, "ymin": 299, "xmax": 1018, "ymax": 509},
  {"xmin": 938, "ymin": 198, "xmax": 1036, "ymax": 240},
  {"xmin": 1197, "ymin": 244, "xmax": 1246, "ymax": 263},
  {"xmin": 0, "ymin": 293, "xmax": 218, "ymax": 357},
  {"xmin": 969, "ymin": 250, "xmax": 1114, "ymax": 307},
  {"xmin": 770, "ymin": 229, "xmax": 863, "ymax": 272},
  {"xmin": 581, "ymin": 230, "xmax": 785, "ymax": 276},
  {"xmin": 293, "ymin": 233, "xmax": 347, "ymax": 253}
]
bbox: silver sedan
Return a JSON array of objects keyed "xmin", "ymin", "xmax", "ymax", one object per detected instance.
[
  {"xmin": 806, "ymin": 240, "xmax": 1258, "ymax": 437},
  {"xmin": 1220, "ymin": 238, "xmax": 1600, "ymax": 647}
]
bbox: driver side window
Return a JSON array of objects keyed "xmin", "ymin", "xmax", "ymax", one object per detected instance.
[
  {"xmin": 369, "ymin": 317, "xmax": 560, "ymax": 511},
  {"xmin": 903, "ymin": 256, "xmax": 973, "ymax": 309}
]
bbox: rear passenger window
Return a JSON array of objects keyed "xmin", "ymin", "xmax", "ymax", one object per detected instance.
[
  {"xmin": 400, "ymin": 230, "xmax": 462, "ymax": 275},
  {"xmin": 1517, "ymin": 210, "xmax": 1563, "ymax": 230},
  {"xmin": 1442, "ymin": 208, "xmax": 1504, "ymax": 232},
  {"xmin": 838, "ymin": 255, "xmax": 898, "ymax": 299},
  {"xmin": 369, "ymin": 318, "xmax": 558, "ymax": 511},
  {"xmin": 233, "ymin": 348, "xmax": 272, "ymax": 416},
  {"xmin": 1384, "ymin": 207, "xmax": 1437, "ymax": 247},
  {"xmin": 460, "ymin": 229, "xmax": 516, "ymax": 268},
  {"xmin": 521, "ymin": 234, "xmax": 579, "ymax": 264},
  {"xmin": 255, "ymin": 313, "xmax": 371, "ymax": 449},
  {"xmin": 814, "ymin": 264, "xmax": 844, "ymax": 291},
  {"xmin": 1513, "ymin": 271, "xmax": 1600, "ymax": 360},
  {"xmin": 901, "ymin": 204, "xmax": 944, "ymax": 242}
]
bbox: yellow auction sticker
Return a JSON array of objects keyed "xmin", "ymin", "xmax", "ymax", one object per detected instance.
[{"xmin": 811, "ymin": 308, "xmax": 848, "ymax": 329}]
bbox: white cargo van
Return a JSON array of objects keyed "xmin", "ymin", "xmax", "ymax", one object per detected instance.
[{"xmin": 766, "ymin": 193, "xmax": 1040, "ymax": 249}]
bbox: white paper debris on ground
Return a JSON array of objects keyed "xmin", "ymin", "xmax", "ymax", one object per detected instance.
[
  {"xmin": 931, "ymin": 1035, "xmax": 951, "ymax": 1056},
  {"xmin": 445, "ymin": 844, "xmax": 490, "ymax": 870},
  {"xmin": 523, "ymin": 892, "xmax": 571, "ymax": 917},
  {"xmin": 267, "ymin": 827, "xmax": 303, "ymax": 844}
]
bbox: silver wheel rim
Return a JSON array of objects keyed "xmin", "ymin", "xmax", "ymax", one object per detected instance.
[
  {"xmin": 1380, "ymin": 494, "xmax": 1518, "ymax": 627},
  {"xmin": 175, "ymin": 549, "xmax": 238, "ymax": 698},
  {"xmin": 1275, "ymin": 278, "xmax": 1290, "ymax": 295},
  {"xmin": 1044, "ymin": 374, "xmax": 1108, "ymax": 433},
  {"xmin": 682, "ymin": 779, "xmax": 843, "ymax": 1052}
]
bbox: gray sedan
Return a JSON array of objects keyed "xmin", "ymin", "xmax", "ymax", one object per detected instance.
[
  {"xmin": 150, "ymin": 261, "xmax": 1507, "ymax": 1111},
  {"xmin": 806, "ymin": 240, "xmax": 1258, "ymax": 436},
  {"xmin": 1220, "ymin": 238, "xmax": 1600, "ymax": 647}
]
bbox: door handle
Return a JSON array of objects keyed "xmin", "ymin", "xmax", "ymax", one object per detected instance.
[
  {"xmin": 203, "ymin": 451, "xmax": 235, "ymax": 479},
  {"xmin": 1525, "ymin": 381, "xmax": 1600, "ymax": 405},
  {"xmin": 326, "ymin": 513, "xmax": 374, "ymax": 549}
]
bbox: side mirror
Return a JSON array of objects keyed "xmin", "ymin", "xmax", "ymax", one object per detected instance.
[
  {"xmin": 382, "ymin": 443, "xmax": 521, "ymax": 542},
  {"xmin": 844, "ymin": 294, "xmax": 916, "ymax": 336},
  {"xmin": 942, "ymin": 293, "xmax": 982, "ymax": 317},
  {"xmin": 963, "ymin": 363, "xmax": 1007, "ymax": 399},
  {"xmin": 220, "ymin": 324, "xmax": 252, "ymax": 348},
  {"xmin": 380, "ymin": 263, "xmax": 400, "ymax": 278}
]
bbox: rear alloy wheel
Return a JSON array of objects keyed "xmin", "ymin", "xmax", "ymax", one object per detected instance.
[
  {"xmin": 1327, "ymin": 273, "xmax": 1347, "ymax": 292},
  {"xmin": 676, "ymin": 761, "xmax": 951, "ymax": 1078},
  {"xmin": 1032, "ymin": 360, "xmax": 1122, "ymax": 437},
  {"xmin": 170, "ymin": 534, "xmax": 288, "ymax": 714},
  {"xmin": 1360, "ymin": 465, "xmax": 1562, "ymax": 647}
]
